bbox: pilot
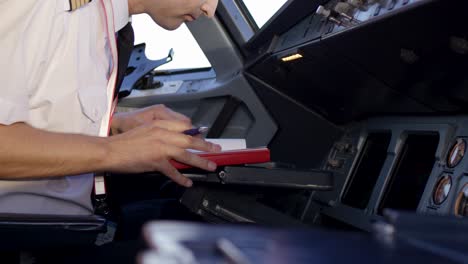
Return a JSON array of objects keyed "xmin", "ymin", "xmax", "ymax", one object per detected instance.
[{"xmin": 0, "ymin": 0, "xmax": 219, "ymax": 217}]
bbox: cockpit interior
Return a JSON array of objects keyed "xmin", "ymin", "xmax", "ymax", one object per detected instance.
[{"xmin": 2, "ymin": 0, "xmax": 468, "ymax": 263}]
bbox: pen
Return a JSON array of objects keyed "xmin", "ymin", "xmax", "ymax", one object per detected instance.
[{"xmin": 183, "ymin": 126, "xmax": 209, "ymax": 136}]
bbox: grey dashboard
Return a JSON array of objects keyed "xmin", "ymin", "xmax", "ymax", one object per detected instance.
[{"xmin": 311, "ymin": 115, "xmax": 468, "ymax": 230}]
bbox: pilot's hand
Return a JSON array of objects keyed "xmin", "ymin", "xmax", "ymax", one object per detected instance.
[
  {"xmin": 111, "ymin": 104, "xmax": 190, "ymax": 135},
  {"xmin": 105, "ymin": 119, "xmax": 221, "ymax": 187}
]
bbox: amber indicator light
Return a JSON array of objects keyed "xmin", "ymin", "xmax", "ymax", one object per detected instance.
[{"xmin": 281, "ymin": 53, "xmax": 303, "ymax": 62}]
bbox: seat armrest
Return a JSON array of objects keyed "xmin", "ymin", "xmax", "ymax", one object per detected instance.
[{"xmin": 0, "ymin": 213, "xmax": 106, "ymax": 250}]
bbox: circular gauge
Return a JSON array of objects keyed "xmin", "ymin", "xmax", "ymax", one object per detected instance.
[
  {"xmin": 447, "ymin": 138, "xmax": 466, "ymax": 168},
  {"xmin": 432, "ymin": 174, "xmax": 452, "ymax": 205},
  {"xmin": 454, "ymin": 183, "xmax": 468, "ymax": 217}
]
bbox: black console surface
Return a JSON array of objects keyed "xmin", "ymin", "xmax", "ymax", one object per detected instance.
[
  {"xmin": 248, "ymin": 0, "xmax": 468, "ymax": 124},
  {"xmin": 140, "ymin": 214, "xmax": 468, "ymax": 264}
]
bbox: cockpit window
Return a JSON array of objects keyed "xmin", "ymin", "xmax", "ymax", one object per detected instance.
[
  {"xmin": 132, "ymin": 14, "xmax": 212, "ymax": 71},
  {"xmin": 240, "ymin": 0, "xmax": 288, "ymax": 28}
]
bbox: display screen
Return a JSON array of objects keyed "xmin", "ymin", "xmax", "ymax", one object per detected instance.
[
  {"xmin": 341, "ymin": 132, "xmax": 391, "ymax": 209},
  {"xmin": 378, "ymin": 133, "xmax": 439, "ymax": 214}
]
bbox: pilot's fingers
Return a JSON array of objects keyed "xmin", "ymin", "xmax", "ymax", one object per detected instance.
[
  {"xmin": 167, "ymin": 146, "xmax": 217, "ymax": 172},
  {"xmin": 201, "ymin": 1, "xmax": 217, "ymax": 18},
  {"xmin": 150, "ymin": 119, "xmax": 192, "ymax": 132},
  {"xmin": 160, "ymin": 131, "xmax": 221, "ymax": 152},
  {"xmin": 166, "ymin": 108, "xmax": 191, "ymax": 123},
  {"xmin": 157, "ymin": 160, "xmax": 193, "ymax": 187},
  {"xmin": 151, "ymin": 105, "xmax": 191, "ymax": 123}
]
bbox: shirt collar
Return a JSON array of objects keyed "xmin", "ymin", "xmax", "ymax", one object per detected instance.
[{"xmin": 112, "ymin": 0, "xmax": 130, "ymax": 32}]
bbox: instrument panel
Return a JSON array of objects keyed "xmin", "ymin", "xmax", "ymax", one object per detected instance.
[
  {"xmin": 307, "ymin": 115, "xmax": 468, "ymax": 231},
  {"xmin": 274, "ymin": 0, "xmax": 422, "ymax": 53}
]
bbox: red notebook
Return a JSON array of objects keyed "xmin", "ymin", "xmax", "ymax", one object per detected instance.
[{"xmin": 170, "ymin": 147, "xmax": 270, "ymax": 170}]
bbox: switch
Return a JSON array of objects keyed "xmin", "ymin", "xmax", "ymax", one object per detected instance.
[
  {"xmin": 387, "ymin": 0, "xmax": 397, "ymax": 10},
  {"xmin": 348, "ymin": 0, "xmax": 365, "ymax": 7},
  {"xmin": 316, "ymin": 5, "xmax": 360, "ymax": 28},
  {"xmin": 316, "ymin": 6, "xmax": 342, "ymax": 27},
  {"xmin": 347, "ymin": 0, "xmax": 369, "ymax": 10},
  {"xmin": 316, "ymin": 5, "xmax": 333, "ymax": 19},
  {"xmin": 334, "ymin": 142, "xmax": 347, "ymax": 152},
  {"xmin": 373, "ymin": 5, "xmax": 381, "ymax": 16},
  {"xmin": 328, "ymin": 158, "xmax": 345, "ymax": 169},
  {"xmin": 334, "ymin": 2, "xmax": 354, "ymax": 15},
  {"xmin": 335, "ymin": 142, "xmax": 354, "ymax": 153}
]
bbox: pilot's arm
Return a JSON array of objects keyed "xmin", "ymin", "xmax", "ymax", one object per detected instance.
[{"xmin": 0, "ymin": 121, "xmax": 218, "ymax": 186}]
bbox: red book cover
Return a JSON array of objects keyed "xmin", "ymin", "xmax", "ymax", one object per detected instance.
[{"xmin": 170, "ymin": 147, "xmax": 270, "ymax": 170}]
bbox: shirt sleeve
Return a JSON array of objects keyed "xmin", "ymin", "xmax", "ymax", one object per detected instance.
[
  {"xmin": 112, "ymin": 0, "xmax": 130, "ymax": 32},
  {"xmin": 0, "ymin": 97, "xmax": 29, "ymax": 125}
]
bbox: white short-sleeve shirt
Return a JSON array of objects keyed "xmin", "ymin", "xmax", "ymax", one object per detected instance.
[{"xmin": 0, "ymin": 0, "xmax": 129, "ymax": 215}]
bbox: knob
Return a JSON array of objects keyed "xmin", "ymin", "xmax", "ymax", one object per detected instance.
[
  {"xmin": 316, "ymin": 5, "xmax": 333, "ymax": 18},
  {"xmin": 348, "ymin": 0, "xmax": 368, "ymax": 10},
  {"xmin": 348, "ymin": 0, "xmax": 365, "ymax": 6},
  {"xmin": 335, "ymin": 2, "xmax": 354, "ymax": 15},
  {"xmin": 316, "ymin": 5, "xmax": 360, "ymax": 27}
]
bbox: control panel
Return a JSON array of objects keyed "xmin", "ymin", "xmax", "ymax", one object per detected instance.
[
  {"xmin": 316, "ymin": 0, "xmax": 414, "ymax": 30},
  {"xmin": 423, "ymin": 136, "xmax": 468, "ymax": 218},
  {"xmin": 273, "ymin": 0, "xmax": 420, "ymax": 53},
  {"xmin": 305, "ymin": 116, "xmax": 468, "ymax": 230}
]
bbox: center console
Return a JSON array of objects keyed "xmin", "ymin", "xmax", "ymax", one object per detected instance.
[{"xmin": 310, "ymin": 116, "xmax": 468, "ymax": 230}]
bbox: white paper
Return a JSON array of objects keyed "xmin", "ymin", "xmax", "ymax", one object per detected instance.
[
  {"xmin": 188, "ymin": 138, "xmax": 246, "ymax": 153},
  {"xmin": 205, "ymin": 138, "xmax": 246, "ymax": 151}
]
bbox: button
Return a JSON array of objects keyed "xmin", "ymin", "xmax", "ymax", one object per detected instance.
[
  {"xmin": 316, "ymin": 5, "xmax": 332, "ymax": 18},
  {"xmin": 334, "ymin": 2, "xmax": 353, "ymax": 14},
  {"xmin": 348, "ymin": 0, "xmax": 365, "ymax": 8},
  {"xmin": 373, "ymin": 5, "xmax": 381, "ymax": 16},
  {"xmin": 328, "ymin": 158, "xmax": 344, "ymax": 168}
]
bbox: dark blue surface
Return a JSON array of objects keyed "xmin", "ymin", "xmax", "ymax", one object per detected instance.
[{"xmin": 143, "ymin": 221, "xmax": 467, "ymax": 264}]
